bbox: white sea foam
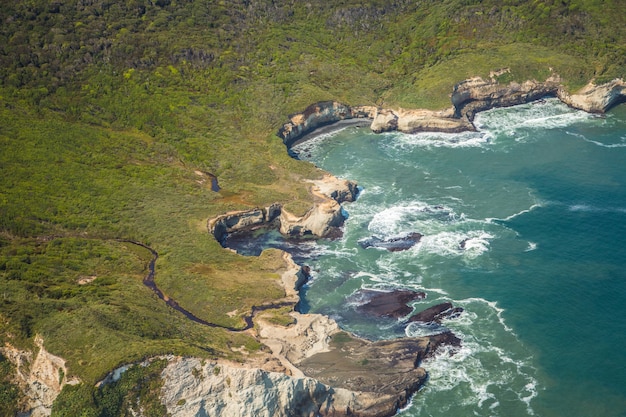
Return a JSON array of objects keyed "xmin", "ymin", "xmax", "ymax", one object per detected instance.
[
  {"xmin": 474, "ymin": 98, "xmax": 594, "ymax": 142},
  {"xmin": 486, "ymin": 202, "xmax": 543, "ymax": 223},
  {"xmin": 525, "ymin": 242, "xmax": 538, "ymax": 252},
  {"xmin": 406, "ymin": 296, "xmax": 538, "ymax": 416},
  {"xmin": 367, "ymin": 202, "xmax": 457, "ymax": 236},
  {"xmin": 415, "ymin": 230, "xmax": 494, "ymax": 259},
  {"xmin": 387, "ymin": 130, "xmax": 489, "ymax": 150},
  {"xmin": 568, "ymin": 204, "xmax": 626, "ymax": 214},
  {"xmin": 566, "ymin": 130, "xmax": 626, "ymax": 148}
]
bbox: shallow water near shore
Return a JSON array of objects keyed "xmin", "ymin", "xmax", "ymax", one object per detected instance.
[{"xmin": 287, "ymin": 99, "xmax": 626, "ymax": 417}]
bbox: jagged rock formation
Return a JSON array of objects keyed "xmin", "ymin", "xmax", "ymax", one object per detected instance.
[
  {"xmin": 407, "ymin": 302, "xmax": 464, "ymax": 324},
  {"xmin": 370, "ymin": 107, "xmax": 472, "ymax": 133},
  {"xmin": 208, "ymin": 175, "xmax": 358, "ymax": 242},
  {"xmin": 278, "ymin": 77, "xmax": 626, "ymax": 148},
  {"xmin": 358, "ymin": 232, "xmax": 423, "ymax": 252},
  {"xmin": 349, "ymin": 289, "xmax": 427, "ymax": 319},
  {"xmin": 278, "ymin": 101, "xmax": 377, "ymax": 148},
  {"xmin": 558, "ymin": 79, "xmax": 626, "ymax": 113},
  {"xmin": 451, "ymin": 74, "xmax": 562, "ymax": 120},
  {"xmin": 1, "ymin": 336, "xmax": 79, "ymax": 417}
]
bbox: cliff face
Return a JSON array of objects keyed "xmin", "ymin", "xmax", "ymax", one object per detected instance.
[
  {"xmin": 278, "ymin": 101, "xmax": 372, "ymax": 148},
  {"xmin": 160, "ymin": 257, "xmax": 449, "ymax": 417},
  {"xmin": 558, "ymin": 79, "xmax": 626, "ymax": 113},
  {"xmin": 160, "ymin": 357, "xmax": 360, "ymax": 417},
  {"xmin": 208, "ymin": 175, "xmax": 358, "ymax": 242},
  {"xmin": 2, "ymin": 336, "xmax": 79, "ymax": 417},
  {"xmin": 279, "ymin": 78, "xmax": 626, "ymax": 149},
  {"xmin": 370, "ymin": 107, "xmax": 472, "ymax": 134},
  {"xmin": 451, "ymin": 75, "xmax": 562, "ymax": 120}
]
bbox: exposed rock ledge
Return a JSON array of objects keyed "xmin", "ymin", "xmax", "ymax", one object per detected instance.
[
  {"xmin": 161, "ymin": 254, "xmax": 454, "ymax": 417},
  {"xmin": 277, "ymin": 77, "xmax": 626, "ymax": 146},
  {"xmin": 1, "ymin": 335, "xmax": 80, "ymax": 417},
  {"xmin": 208, "ymin": 174, "xmax": 358, "ymax": 241}
]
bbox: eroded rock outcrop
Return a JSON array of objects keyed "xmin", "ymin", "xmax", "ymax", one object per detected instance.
[
  {"xmin": 358, "ymin": 232, "xmax": 423, "ymax": 252},
  {"xmin": 371, "ymin": 107, "xmax": 472, "ymax": 134},
  {"xmin": 451, "ymin": 74, "xmax": 562, "ymax": 120},
  {"xmin": 1, "ymin": 336, "xmax": 79, "ymax": 417},
  {"xmin": 349, "ymin": 289, "xmax": 426, "ymax": 319},
  {"xmin": 159, "ymin": 254, "xmax": 459, "ymax": 417},
  {"xmin": 407, "ymin": 302, "xmax": 464, "ymax": 324},
  {"xmin": 208, "ymin": 175, "xmax": 358, "ymax": 242},
  {"xmin": 278, "ymin": 101, "xmax": 375, "ymax": 147},
  {"xmin": 558, "ymin": 78, "xmax": 626, "ymax": 113}
]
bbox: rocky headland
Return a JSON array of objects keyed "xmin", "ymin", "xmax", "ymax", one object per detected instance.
[
  {"xmin": 208, "ymin": 174, "xmax": 358, "ymax": 242},
  {"xmin": 160, "ymin": 255, "xmax": 460, "ymax": 417},
  {"xmin": 277, "ymin": 75, "xmax": 626, "ymax": 147}
]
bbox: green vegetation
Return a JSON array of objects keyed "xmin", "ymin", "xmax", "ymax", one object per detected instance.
[
  {"xmin": 51, "ymin": 359, "xmax": 169, "ymax": 417},
  {"xmin": 0, "ymin": 353, "xmax": 20, "ymax": 417},
  {"xmin": 0, "ymin": 0, "xmax": 625, "ymax": 414}
]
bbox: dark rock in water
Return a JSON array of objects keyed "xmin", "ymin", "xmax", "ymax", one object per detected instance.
[
  {"xmin": 407, "ymin": 302, "xmax": 464, "ymax": 324},
  {"xmin": 358, "ymin": 232, "xmax": 423, "ymax": 252},
  {"xmin": 427, "ymin": 331, "xmax": 462, "ymax": 351},
  {"xmin": 352, "ymin": 289, "xmax": 426, "ymax": 319},
  {"xmin": 298, "ymin": 330, "xmax": 462, "ymax": 416},
  {"xmin": 299, "ymin": 333, "xmax": 430, "ymax": 415}
]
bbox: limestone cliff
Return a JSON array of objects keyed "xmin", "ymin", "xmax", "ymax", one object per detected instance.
[
  {"xmin": 278, "ymin": 101, "xmax": 374, "ymax": 148},
  {"xmin": 370, "ymin": 107, "xmax": 472, "ymax": 134},
  {"xmin": 1, "ymin": 336, "xmax": 79, "ymax": 417},
  {"xmin": 558, "ymin": 78, "xmax": 626, "ymax": 113},
  {"xmin": 451, "ymin": 74, "xmax": 562, "ymax": 120},
  {"xmin": 160, "ymin": 255, "xmax": 451, "ymax": 417},
  {"xmin": 279, "ymin": 77, "xmax": 626, "ymax": 150}
]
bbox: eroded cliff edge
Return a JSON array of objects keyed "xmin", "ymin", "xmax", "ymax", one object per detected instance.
[
  {"xmin": 160, "ymin": 254, "xmax": 453, "ymax": 417},
  {"xmin": 277, "ymin": 75, "xmax": 626, "ymax": 147}
]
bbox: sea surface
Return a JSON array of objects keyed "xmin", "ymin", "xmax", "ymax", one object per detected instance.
[{"xmin": 232, "ymin": 99, "xmax": 626, "ymax": 417}]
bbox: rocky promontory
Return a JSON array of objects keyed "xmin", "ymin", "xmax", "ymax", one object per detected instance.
[
  {"xmin": 208, "ymin": 174, "xmax": 358, "ymax": 242},
  {"xmin": 277, "ymin": 76, "xmax": 626, "ymax": 148},
  {"xmin": 160, "ymin": 255, "xmax": 460, "ymax": 417}
]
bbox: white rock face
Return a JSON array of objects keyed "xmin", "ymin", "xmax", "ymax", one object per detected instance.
[
  {"xmin": 160, "ymin": 358, "xmax": 360, "ymax": 417},
  {"xmin": 2, "ymin": 336, "xmax": 79, "ymax": 417},
  {"xmin": 558, "ymin": 79, "xmax": 626, "ymax": 112}
]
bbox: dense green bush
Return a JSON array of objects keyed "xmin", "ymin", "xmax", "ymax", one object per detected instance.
[{"xmin": 51, "ymin": 360, "xmax": 169, "ymax": 417}]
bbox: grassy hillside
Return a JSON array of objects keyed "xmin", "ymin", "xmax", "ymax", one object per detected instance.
[{"xmin": 1, "ymin": 0, "xmax": 625, "ymax": 414}]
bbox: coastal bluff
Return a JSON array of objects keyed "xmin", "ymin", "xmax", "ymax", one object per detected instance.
[
  {"xmin": 160, "ymin": 257, "xmax": 457, "ymax": 417},
  {"xmin": 207, "ymin": 174, "xmax": 358, "ymax": 242},
  {"xmin": 277, "ymin": 76, "xmax": 626, "ymax": 147}
]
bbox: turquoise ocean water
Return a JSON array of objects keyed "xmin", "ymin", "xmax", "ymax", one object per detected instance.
[
  {"xmin": 228, "ymin": 99, "xmax": 626, "ymax": 416},
  {"xmin": 290, "ymin": 99, "xmax": 626, "ymax": 417}
]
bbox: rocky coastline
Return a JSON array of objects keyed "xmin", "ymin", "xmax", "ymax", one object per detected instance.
[
  {"xmin": 7, "ymin": 76, "xmax": 625, "ymax": 417},
  {"xmin": 160, "ymin": 255, "xmax": 460, "ymax": 417},
  {"xmin": 277, "ymin": 75, "xmax": 626, "ymax": 148},
  {"xmin": 193, "ymin": 75, "xmax": 626, "ymax": 417}
]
